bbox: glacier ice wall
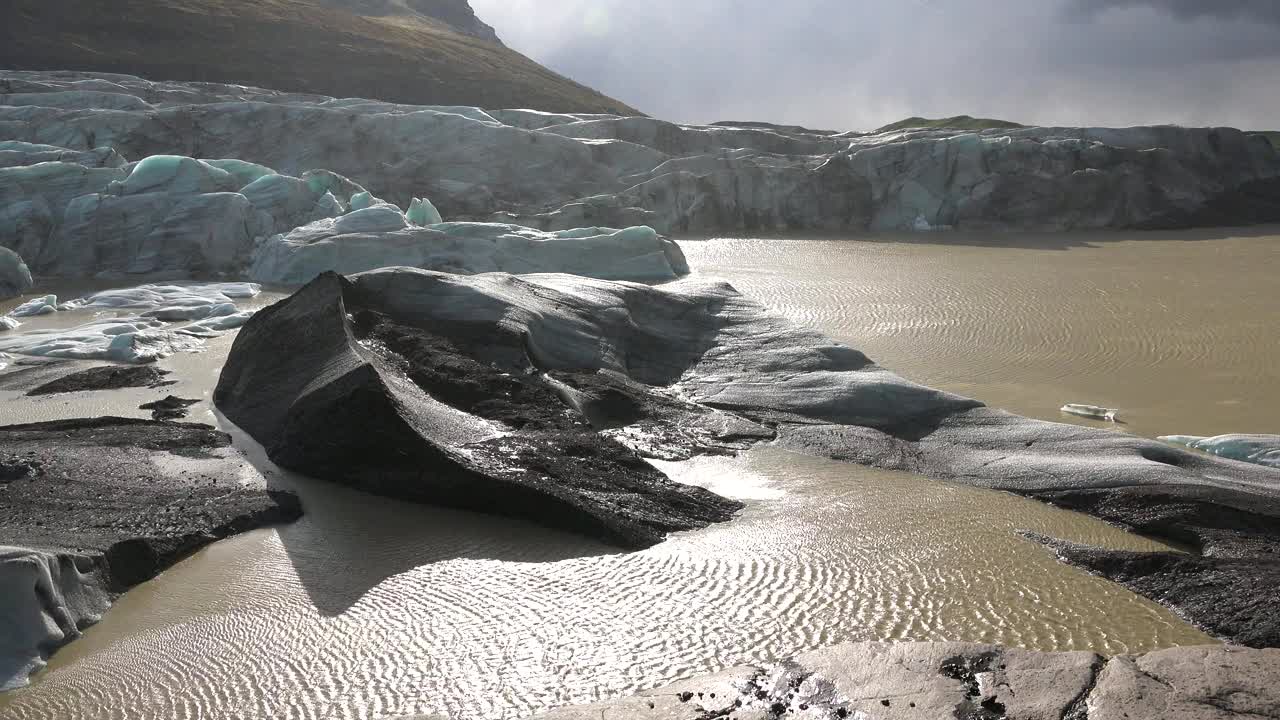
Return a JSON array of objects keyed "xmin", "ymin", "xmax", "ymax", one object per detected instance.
[
  {"xmin": 1, "ymin": 70, "xmax": 1278, "ymax": 285},
  {"xmin": 2, "ymin": 70, "xmax": 1277, "ymax": 250}
]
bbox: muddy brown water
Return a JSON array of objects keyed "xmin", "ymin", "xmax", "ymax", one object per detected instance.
[
  {"xmin": 4, "ymin": 230, "xmax": 1276, "ymax": 719},
  {"xmin": 680, "ymin": 229, "xmax": 1280, "ymax": 439}
]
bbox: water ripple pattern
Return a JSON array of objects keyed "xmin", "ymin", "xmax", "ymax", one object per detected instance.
[
  {"xmin": 681, "ymin": 232, "xmax": 1280, "ymax": 438},
  {"xmin": 1, "ymin": 449, "xmax": 1211, "ymax": 720}
]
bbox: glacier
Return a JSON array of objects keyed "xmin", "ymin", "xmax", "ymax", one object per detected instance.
[
  {"xmin": 1, "ymin": 70, "xmax": 1278, "ymax": 284},
  {"xmin": 1160, "ymin": 434, "xmax": 1280, "ymax": 469}
]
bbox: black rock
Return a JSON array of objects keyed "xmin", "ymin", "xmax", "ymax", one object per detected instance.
[
  {"xmin": 214, "ymin": 272, "xmax": 743, "ymax": 549},
  {"xmin": 0, "ymin": 416, "xmax": 302, "ymax": 687},
  {"xmin": 26, "ymin": 365, "xmax": 173, "ymax": 396},
  {"xmin": 139, "ymin": 395, "xmax": 202, "ymax": 420},
  {"xmin": 1029, "ymin": 483, "xmax": 1280, "ymax": 649},
  {"xmin": 0, "ymin": 416, "xmax": 302, "ymax": 590}
]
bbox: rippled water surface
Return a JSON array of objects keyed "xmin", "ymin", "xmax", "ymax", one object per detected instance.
[
  {"xmin": 6, "ymin": 232, "xmax": 1273, "ymax": 719},
  {"xmin": 681, "ymin": 229, "xmax": 1280, "ymax": 439},
  {"xmin": 0, "ymin": 447, "xmax": 1211, "ymax": 720}
]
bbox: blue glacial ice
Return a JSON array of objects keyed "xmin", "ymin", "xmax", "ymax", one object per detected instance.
[
  {"xmin": 1160, "ymin": 434, "xmax": 1280, "ymax": 469},
  {"xmin": 9, "ymin": 295, "xmax": 57, "ymax": 318},
  {"xmin": 407, "ymin": 196, "xmax": 443, "ymax": 226},
  {"xmin": 0, "ymin": 247, "xmax": 33, "ymax": 300}
]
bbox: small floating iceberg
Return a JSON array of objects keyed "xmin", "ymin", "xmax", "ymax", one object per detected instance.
[
  {"xmin": 9, "ymin": 295, "xmax": 58, "ymax": 318},
  {"xmin": 0, "ymin": 316, "xmax": 203, "ymax": 363},
  {"xmin": 1061, "ymin": 404, "xmax": 1119, "ymax": 422},
  {"xmin": 1159, "ymin": 434, "xmax": 1280, "ymax": 469},
  {"xmin": 0, "ymin": 282, "xmax": 261, "ymax": 363}
]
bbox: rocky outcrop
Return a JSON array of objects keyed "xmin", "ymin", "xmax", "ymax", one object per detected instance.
[
  {"xmin": 213, "ymin": 271, "xmax": 745, "ymax": 549},
  {"xmin": 403, "ymin": 0, "xmax": 501, "ymax": 43},
  {"xmin": 2, "ymin": 71, "xmax": 1277, "ymax": 271},
  {"xmin": 215, "ymin": 268, "xmax": 1280, "ymax": 644},
  {"xmin": 516, "ymin": 642, "xmax": 1280, "ymax": 720},
  {"xmin": 25, "ymin": 365, "xmax": 171, "ymax": 396},
  {"xmin": 138, "ymin": 395, "xmax": 201, "ymax": 420},
  {"xmin": 0, "ymin": 417, "xmax": 302, "ymax": 689},
  {"xmin": 316, "ymin": 0, "xmax": 501, "ymax": 44}
]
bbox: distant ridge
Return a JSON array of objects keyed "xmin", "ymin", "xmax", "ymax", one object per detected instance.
[
  {"xmin": 875, "ymin": 115, "xmax": 1025, "ymax": 133},
  {"xmin": 0, "ymin": 0, "xmax": 641, "ymax": 115},
  {"xmin": 1253, "ymin": 131, "xmax": 1280, "ymax": 151}
]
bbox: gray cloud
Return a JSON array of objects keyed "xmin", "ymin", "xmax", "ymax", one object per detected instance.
[
  {"xmin": 473, "ymin": 0, "xmax": 1280, "ymax": 132},
  {"xmin": 1067, "ymin": 0, "xmax": 1280, "ymax": 23}
]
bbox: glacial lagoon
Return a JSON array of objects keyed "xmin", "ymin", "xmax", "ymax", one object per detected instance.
[
  {"xmin": 2, "ymin": 230, "xmax": 1277, "ymax": 719},
  {"xmin": 681, "ymin": 229, "xmax": 1280, "ymax": 440}
]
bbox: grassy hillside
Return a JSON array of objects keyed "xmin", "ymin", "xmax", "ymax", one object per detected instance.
[
  {"xmin": 1255, "ymin": 131, "xmax": 1280, "ymax": 151},
  {"xmin": 0, "ymin": 0, "xmax": 641, "ymax": 115},
  {"xmin": 875, "ymin": 115, "xmax": 1025, "ymax": 133}
]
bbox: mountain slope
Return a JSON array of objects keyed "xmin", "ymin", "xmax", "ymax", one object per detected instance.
[
  {"xmin": 0, "ymin": 0, "xmax": 640, "ymax": 115},
  {"xmin": 316, "ymin": 0, "xmax": 501, "ymax": 43},
  {"xmin": 875, "ymin": 115, "xmax": 1025, "ymax": 133}
]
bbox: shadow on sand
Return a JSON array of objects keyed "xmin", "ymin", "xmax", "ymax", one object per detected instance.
[{"xmin": 212, "ymin": 408, "xmax": 620, "ymax": 618}]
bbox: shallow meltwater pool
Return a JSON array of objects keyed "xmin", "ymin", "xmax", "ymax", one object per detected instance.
[
  {"xmin": 0, "ymin": 447, "xmax": 1210, "ymax": 720},
  {"xmin": 4, "ymin": 231, "xmax": 1273, "ymax": 719}
]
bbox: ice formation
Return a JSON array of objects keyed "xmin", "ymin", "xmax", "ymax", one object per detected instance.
[
  {"xmin": 249, "ymin": 218, "xmax": 689, "ymax": 285},
  {"xmin": 2, "ymin": 70, "xmax": 1277, "ymax": 284},
  {"xmin": 0, "ymin": 283, "xmax": 261, "ymax": 363},
  {"xmin": 407, "ymin": 196, "xmax": 443, "ymax": 226},
  {"xmin": 1160, "ymin": 434, "xmax": 1280, "ymax": 469},
  {"xmin": 72, "ymin": 283, "xmax": 260, "ymax": 314},
  {"xmin": 1061, "ymin": 404, "xmax": 1120, "ymax": 422},
  {"xmin": 0, "ymin": 316, "xmax": 202, "ymax": 363},
  {"xmin": 9, "ymin": 295, "xmax": 57, "ymax": 318},
  {"xmin": 0, "ymin": 547, "xmax": 112, "ymax": 692},
  {"xmin": 0, "ymin": 247, "xmax": 33, "ymax": 300}
]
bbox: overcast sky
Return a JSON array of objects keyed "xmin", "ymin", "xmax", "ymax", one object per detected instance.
[{"xmin": 471, "ymin": 0, "xmax": 1280, "ymax": 131}]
